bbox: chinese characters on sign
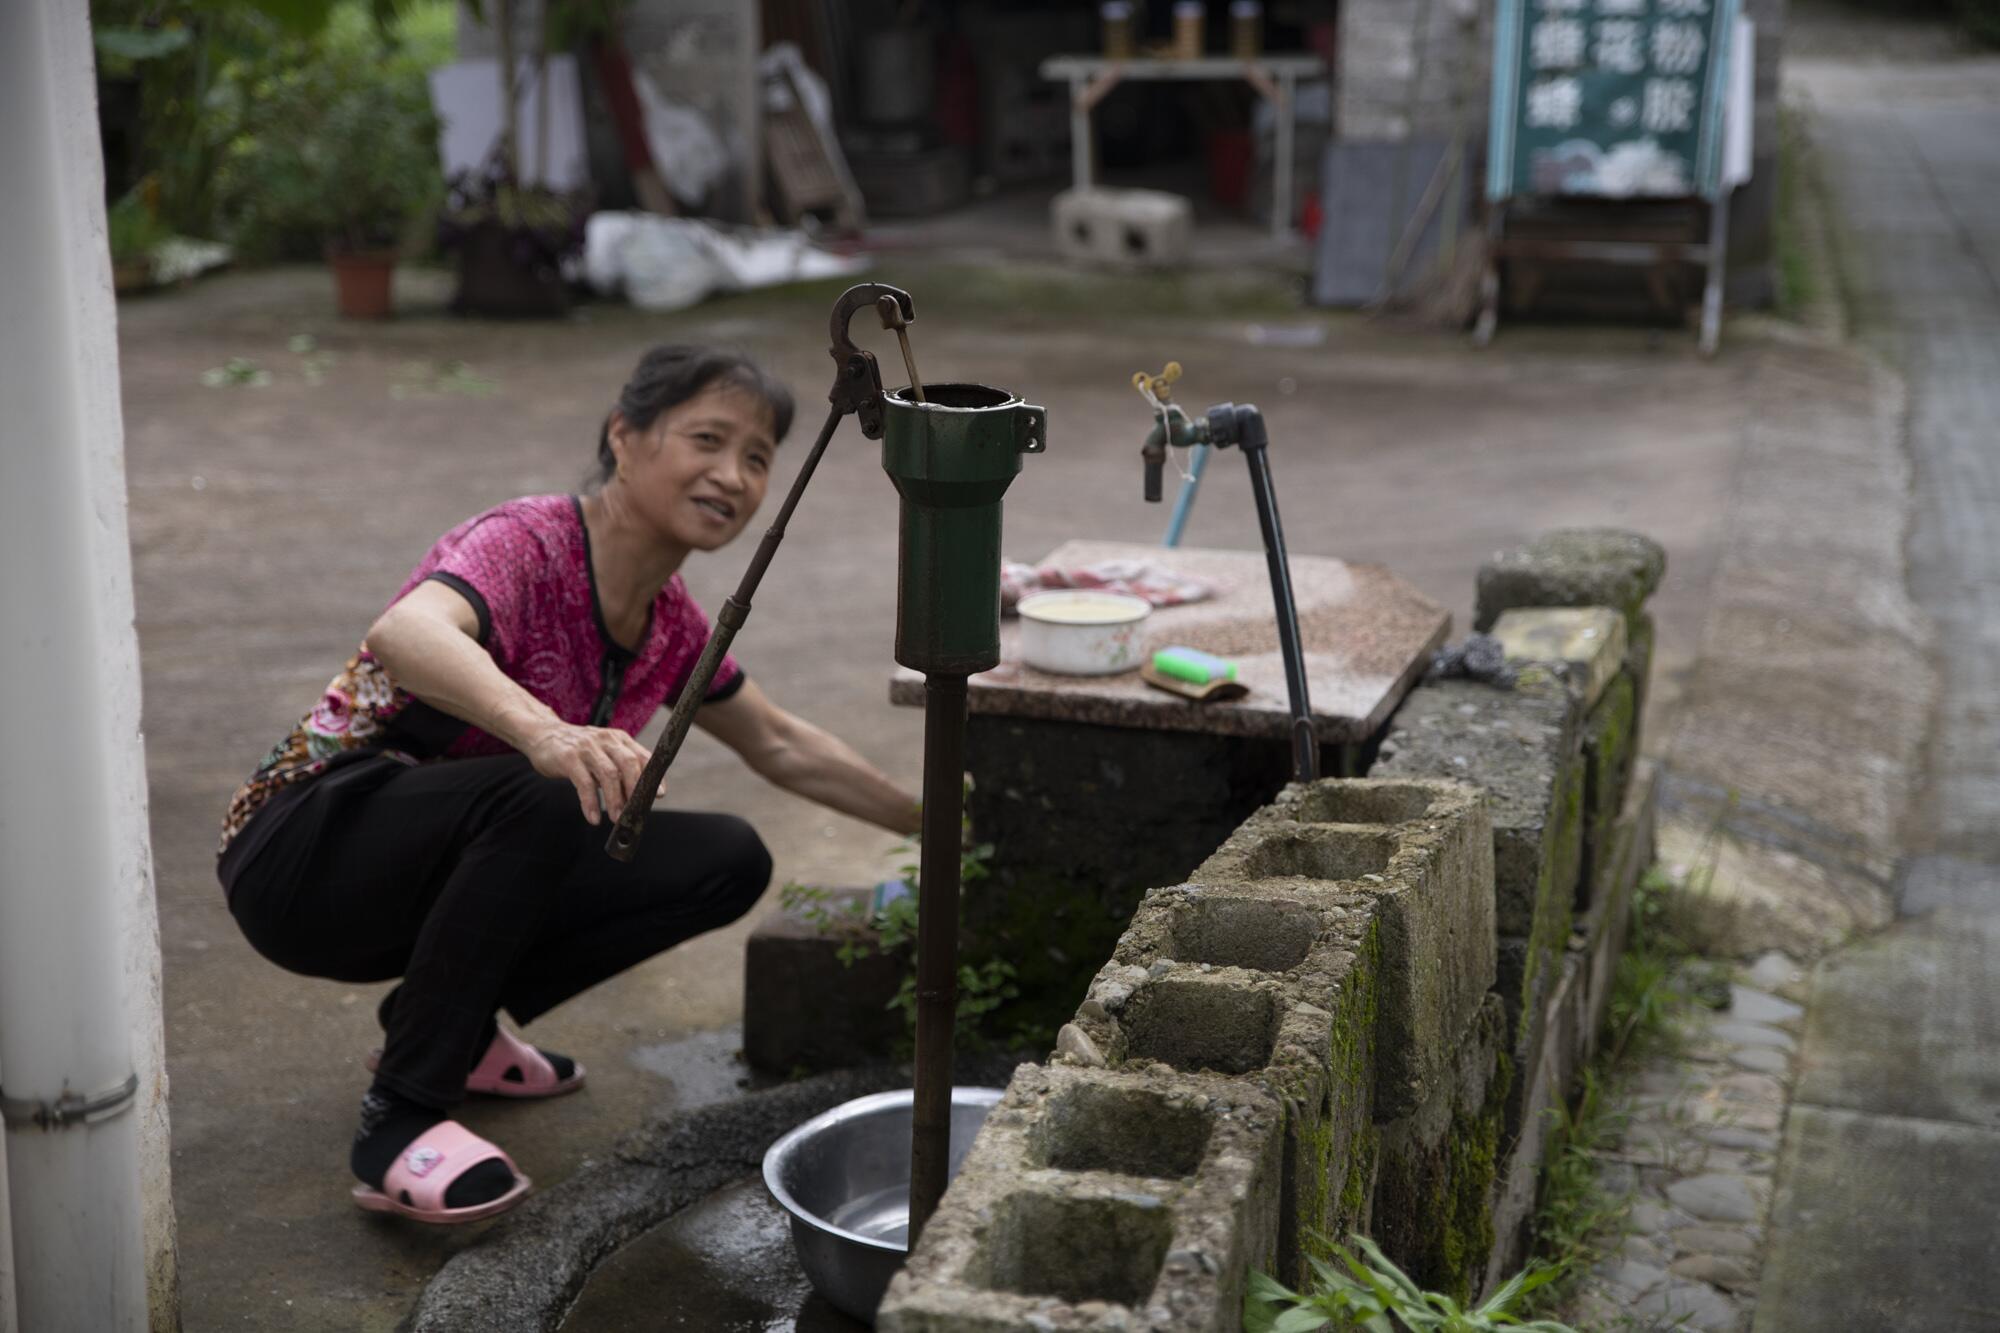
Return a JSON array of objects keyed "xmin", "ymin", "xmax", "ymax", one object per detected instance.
[{"xmin": 1489, "ymin": 0, "xmax": 1737, "ymax": 200}]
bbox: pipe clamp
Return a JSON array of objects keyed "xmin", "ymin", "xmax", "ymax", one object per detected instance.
[{"xmin": 0, "ymin": 1071, "xmax": 139, "ymax": 1130}]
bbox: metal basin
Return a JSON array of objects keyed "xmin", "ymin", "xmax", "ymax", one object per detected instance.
[{"xmin": 763, "ymin": 1087, "xmax": 1002, "ymax": 1325}]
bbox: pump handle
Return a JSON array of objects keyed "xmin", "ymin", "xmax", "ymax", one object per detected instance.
[{"xmin": 606, "ymin": 283, "xmax": 914, "ymax": 860}]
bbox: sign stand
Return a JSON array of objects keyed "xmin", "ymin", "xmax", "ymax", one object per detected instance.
[{"xmin": 1475, "ymin": 0, "xmax": 1746, "ymax": 356}]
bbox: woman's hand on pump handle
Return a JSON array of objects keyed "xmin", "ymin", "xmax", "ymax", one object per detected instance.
[{"xmin": 522, "ymin": 720, "xmax": 652, "ymax": 825}]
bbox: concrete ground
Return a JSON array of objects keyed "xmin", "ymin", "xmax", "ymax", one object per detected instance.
[
  {"xmin": 1755, "ymin": 21, "xmax": 2000, "ymax": 1333},
  {"xmin": 126, "ymin": 256, "xmax": 1755, "ymax": 1329}
]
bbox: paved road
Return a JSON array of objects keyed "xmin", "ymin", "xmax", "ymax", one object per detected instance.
[{"xmin": 1758, "ymin": 45, "xmax": 2000, "ymax": 1333}]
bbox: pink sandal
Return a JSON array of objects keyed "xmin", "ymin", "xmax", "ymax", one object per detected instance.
[
  {"xmin": 351, "ymin": 1121, "xmax": 530, "ymax": 1224},
  {"xmin": 367, "ymin": 1027, "xmax": 586, "ymax": 1100}
]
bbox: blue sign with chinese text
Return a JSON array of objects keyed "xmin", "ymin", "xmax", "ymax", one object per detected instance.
[{"xmin": 1488, "ymin": 0, "xmax": 1738, "ymax": 201}]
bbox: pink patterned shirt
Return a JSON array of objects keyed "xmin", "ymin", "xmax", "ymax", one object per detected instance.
[{"xmin": 218, "ymin": 495, "xmax": 741, "ymax": 858}]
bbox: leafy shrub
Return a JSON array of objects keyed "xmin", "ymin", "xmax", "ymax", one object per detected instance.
[
  {"xmin": 217, "ymin": 20, "xmax": 441, "ymax": 256},
  {"xmin": 93, "ymin": 0, "xmax": 453, "ymax": 254},
  {"xmin": 107, "ymin": 186, "xmax": 173, "ymax": 262}
]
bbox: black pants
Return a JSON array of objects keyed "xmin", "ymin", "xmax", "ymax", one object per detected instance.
[{"xmin": 224, "ymin": 753, "xmax": 772, "ymax": 1109}]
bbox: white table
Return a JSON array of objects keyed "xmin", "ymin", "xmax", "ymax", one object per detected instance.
[{"xmin": 1039, "ymin": 54, "xmax": 1327, "ymax": 240}]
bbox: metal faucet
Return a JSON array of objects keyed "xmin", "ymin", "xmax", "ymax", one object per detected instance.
[{"xmin": 1133, "ymin": 364, "xmax": 1320, "ymax": 784}]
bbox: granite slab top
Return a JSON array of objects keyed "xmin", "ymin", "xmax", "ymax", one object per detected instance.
[{"xmin": 888, "ymin": 540, "xmax": 1450, "ymax": 744}]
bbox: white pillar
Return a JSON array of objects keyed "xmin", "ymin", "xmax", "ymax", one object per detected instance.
[
  {"xmin": 0, "ymin": 2, "xmax": 172, "ymax": 1330},
  {"xmin": 0, "ymin": 1116, "xmax": 15, "ymax": 1333}
]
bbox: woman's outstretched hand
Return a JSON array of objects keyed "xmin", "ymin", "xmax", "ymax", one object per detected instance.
[{"xmin": 524, "ymin": 722, "xmax": 653, "ymax": 825}]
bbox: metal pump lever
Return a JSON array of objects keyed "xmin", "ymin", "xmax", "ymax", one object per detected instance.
[{"xmin": 606, "ymin": 283, "xmax": 915, "ymax": 861}]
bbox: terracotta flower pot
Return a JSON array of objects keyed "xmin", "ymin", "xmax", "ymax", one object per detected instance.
[{"xmin": 328, "ymin": 249, "xmax": 397, "ymax": 319}]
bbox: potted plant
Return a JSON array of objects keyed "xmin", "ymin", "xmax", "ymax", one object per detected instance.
[
  {"xmin": 439, "ymin": 0, "xmax": 621, "ymax": 316},
  {"xmin": 107, "ymin": 184, "xmax": 173, "ymax": 294},
  {"xmin": 437, "ymin": 160, "xmax": 587, "ymax": 317},
  {"xmin": 222, "ymin": 39, "xmax": 442, "ymax": 317}
]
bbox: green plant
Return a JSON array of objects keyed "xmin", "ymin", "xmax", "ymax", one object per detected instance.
[
  {"xmin": 1529, "ymin": 1069, "xmax": 1631, "ymax": 1278},
  {"xmin": 217, "ymin": 25, "xmax": 441, "ymax": 256},
  {"xmin": 107, "ymin": 187, "xmax": 174, "ymax": 263},
  {"xmin": 92, "ymin": 1, "xmax": 453, "ymax": 245},
  {"xmin": 1245, "ymin": 1236, "xmax": 1573, "ymax": 1333},
  {"xmin": 779, "ymin": 790, "xmax": 1019, "ymax": 1053},
  {"xmin": 1513, "ymin": 851, "xmax": 1737, "ymax": 1318}
]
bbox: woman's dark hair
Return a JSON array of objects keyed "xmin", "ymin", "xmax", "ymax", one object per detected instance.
[{"xmin": 592, "ymin": 345, "xmax": 795, "ymax": 487}]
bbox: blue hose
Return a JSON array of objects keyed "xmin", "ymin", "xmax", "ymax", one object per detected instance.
[{"xmin": 1161, "ymin": 443, "xmax": 1212, "ymax": 547}]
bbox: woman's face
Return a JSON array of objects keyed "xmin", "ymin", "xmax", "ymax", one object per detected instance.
[{"xmin": 612, "ymin": 381, "xmax": 777, "ymax": 552}]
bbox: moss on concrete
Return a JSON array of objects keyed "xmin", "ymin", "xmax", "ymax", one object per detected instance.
[
  {"xmin": 1271, "ymin": 913, "xmax": 1384, "ymax": 1280},
  {"xmin": 1336, "ymin": 1124, "xmax": 1380, "ymax": 1237},
  {"xmin": 1516, "ymin": 761, "xmax": 1584, "ymax": 1046},
  {"xmin": 1372, "ymin": 997, "xmax": 1509, "ymax": 1303},
  {"xmin": 1582, "ymin": 672, "xmax": 1638, "ymax": 901}
]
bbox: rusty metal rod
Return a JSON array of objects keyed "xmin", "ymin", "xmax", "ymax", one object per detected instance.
[
  {"xmin": 877, "ymin": 293, "xmax": 926, "ymax": 402},
  {"xmin": 605, "ymin": 399, "xmax": 846, "ymax": 861},
  {"xmin": 908, "ymin": 671, "xmax": 968, "ymax": 1245}
]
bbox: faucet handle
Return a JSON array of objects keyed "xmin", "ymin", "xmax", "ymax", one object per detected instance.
[{"xmin": 1131, "ymin": 361, "xmax": 1182, "ymax": 408}]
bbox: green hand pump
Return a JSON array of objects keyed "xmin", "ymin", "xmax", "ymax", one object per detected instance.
[{"xmin": 607, "ymin": 283, "xmax": 1046, "ymax": 1245}]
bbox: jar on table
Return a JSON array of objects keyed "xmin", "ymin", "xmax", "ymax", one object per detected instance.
[
  {"xmin": 1172, "ymin": 1, "xmax": 1205, "ymax": 60},
  {"xmin": 1230, "ymin": 0, "xmax": 1263, "ymax": 58},
  {"xmin": 1101, "ymin": 1, "xmax": 1135, "ymax": 59}
]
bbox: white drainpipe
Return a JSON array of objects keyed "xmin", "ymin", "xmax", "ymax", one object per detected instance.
[{"xmin": 0, "ymin": 1, "xmax": 156, "ymax": 1328}]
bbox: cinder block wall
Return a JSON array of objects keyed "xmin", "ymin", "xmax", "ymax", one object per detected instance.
[{"xmin": 879, "ymin": 531, "xmax": 1665, "ymax": 1330}]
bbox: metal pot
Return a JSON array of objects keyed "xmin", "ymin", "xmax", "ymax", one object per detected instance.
[
  {"xmin": 1017, "ymin": 589, "xmax": 1152, "ymax": 675},
  {"xmin": 763, "ymin": 1087, "xmax": 1002, "ymax": 1325}
]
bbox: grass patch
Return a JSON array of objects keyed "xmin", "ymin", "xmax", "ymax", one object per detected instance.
[
  {"xmin": 1519, "ymin": 854, "xmax": 1732, "ymax": 1317},
  {"xmin": 1774, "ymin": 105, "xmax": 1828, "ymax": 323}
]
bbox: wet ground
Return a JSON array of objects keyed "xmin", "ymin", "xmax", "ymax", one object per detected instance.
[
  {"xmin": 122, "ymin": 255, "xmax": 1757, "ymax": 1328},
  {"xmin": 559, "ymin": 1176, "xmax": 867, "ymax": 1333}
]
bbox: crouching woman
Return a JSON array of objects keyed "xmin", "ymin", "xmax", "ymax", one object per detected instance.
[{"xmin": 216, "ymin": 345, "xmax": 918, "ymax": 1223}]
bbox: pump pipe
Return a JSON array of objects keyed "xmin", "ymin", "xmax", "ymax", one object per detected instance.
[
  {"xmin": 606, "ymin": 283, "xmax": 911, "ymax": 861},
  {"xmin": 908, "ymin": 673, "xmax": 967, "ymax": 1244}
]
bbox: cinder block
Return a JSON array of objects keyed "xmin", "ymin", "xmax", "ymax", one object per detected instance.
[
  {"xmin": 1489, "ymin": 763, "xmax": 1658, "ymax": 1285},
  {"xmin": 1489, "ymin": 606, "xmax": 1627, "ymax": 712},
  {"xmin": 1066, "ymin": 870, "xmax": 1384, "ymax": 1287},
  {"xmin": 1627, "ymin": 610, "xmax": 1657, "ymax": 739},
  {"xmin": 877, "ymin": 1063, "xmax": 1286, "ymax": 1332},
  {"xmin": 741, "ymin": 887, "xmax": 903, "ymax": 1073},
  {"xmin": 1053, "ymin": 186, "xmax": 1192, "ymax": 270},
  {"xmin": 1373, "ymin": 679, "xmax": 1581, "ymax": 951},
  {"xmin": 1574, "ymin": 760, "xmax": 1658, "ymax": 1068},
  {"xmin": 1485, "ymin": 953, "xmax": 1580, "ymax": 1290},
  {"xmin": 1580, "ymin": 671, "xmax": 1639, "ymax": 907},
  {"xmin": 1474, "ymin": 528, "xmax": 1667, "ymax": 633},
  {"xmin": 1372, "ymin": 993, "xmax": 1509, "ymax": 1304},
  {"xmin": 1374, "ymin": 681, "xmax": 1581, "ymax": 1151},
  {"xmin": 892, "ymin": 780, "xmax": 1491, "ymax": 1321},
  {"xmin": 1193, "ymin": 779, "xmax": 1496, "ymax": 1120}
]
